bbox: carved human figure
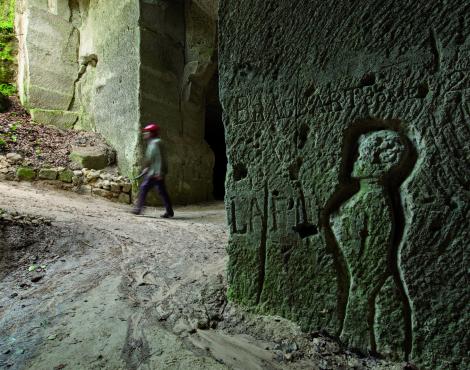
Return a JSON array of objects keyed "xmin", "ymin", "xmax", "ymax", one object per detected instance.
[{"xmin": 330, "ymin": 130, "xmax": 406, "ymax": 353}]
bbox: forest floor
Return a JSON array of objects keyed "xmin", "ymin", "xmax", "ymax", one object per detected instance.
[
  {"xmin": 0, "ymin": 181, "xmax": 411, "ymax": 370},
  {"xmin": 0, "ymin": 97, "xmax": 110, "ymax": 169}
]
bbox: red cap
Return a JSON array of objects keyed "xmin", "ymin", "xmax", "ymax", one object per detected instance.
[{"xmin": 142, "ymin": 123, "xmax": 160, "ymax": 132}]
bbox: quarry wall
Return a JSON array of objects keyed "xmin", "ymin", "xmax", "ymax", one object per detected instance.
[
  {"xmin": 15, "ymin": 0, "xmax": 218, "ymax": 203},
  {"xmin": 219, "ymin": 1, "xmax": 469, "ymax": 368}
]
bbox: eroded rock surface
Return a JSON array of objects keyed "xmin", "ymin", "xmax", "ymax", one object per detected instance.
[{"xmin": 219, "ymin": 1, "xmax": 469, "ymax": 368}]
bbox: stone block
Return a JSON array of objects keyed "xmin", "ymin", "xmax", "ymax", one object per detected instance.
[
  {"xmin": 110, "ymin": 182, "xmax": 121, "ymax": 193},
  {"xmin": 6, "ymin": 152, "xmax": 23, "ymax": 164},
  {"xmin": 72, "ymin": 176, "xmax": 82, "ymax": 185},
  {"xmin": 99, "ymin": 173, "xmax": 112, "ymax": 180},
  {"xmin": 59, "ymin": 169, "xmax": 74, "ymax": 183},
  {"xmin": 84, "ymin": 169, "xmax": 100, "ymax": 183},
  {"xmin": 69, "ymin": 146, "xmax": 108, "ymax": 170},
  {"xmin": 122, "ymin": 183, "xmax": 132, "ymax": 193},
  {"xmin": 77, "ymin": 185, "xmax": 92, "ymax": 195},
  {"xmin": 30, "ymin": 109, "xmax": 80, "ymax": 130},
  {"xmin": 0, "ymin": 169, "xmax": 15, "ymax": 181},
  {"xmin": 18, "ymin": 6, "xmax": 78, "ymax": 110},
  {"xmin": 38, "ymin": 168, "xmax": 58, "ymax": 180},
  {"xmin": 17, "ymin": 167, "xmax": 36, "ymax": 181},
  {"xmin": 92, "ymin": 188, "xmax": 113, "ymax": 199},
  {"xmin": 117, "ymin": 193, "xmax": 131, "ymax": 204},
  {"xmin": 102, "ymin": 180, "xmax": 111, "ymax": 190}
]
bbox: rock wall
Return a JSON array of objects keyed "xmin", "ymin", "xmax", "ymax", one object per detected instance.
[
  {"xmin": 138, "ymin": 0, "xmax": 216, "ymax": 203},
  {"xmin": 16, "ymin": 0, "xmax": 79, "ymax": 124},
  {"xmin": 15, "ymin": 0, "xmax": 219, "ymax": 203},
  {"xmin": 73, "ymin": 0, "xmax": 141, "ymax": 179},
  {"xmin": 16, "ymin": 0, "xmax": 140, "ymax": 177},
  {"xmin": 220, "ymin": 1, "xmax": 469, "ymax": 368}
]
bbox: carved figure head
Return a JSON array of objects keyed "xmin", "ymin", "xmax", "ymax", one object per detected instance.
[{"xmin": 352, "ymin": 130, "xmax": 404, "ymax": 179}]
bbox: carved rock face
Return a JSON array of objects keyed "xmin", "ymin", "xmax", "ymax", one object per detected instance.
[
  {"xmin": 331, "ymin": 171, "xmax": 406, "ymax": 357},
  {"xmin": 352, "ymin": 130, "xmax": 404, "ymax": 179},
  {"xmin": 220, "ymin": 1, "xmax": 469, "ymax": 368}
]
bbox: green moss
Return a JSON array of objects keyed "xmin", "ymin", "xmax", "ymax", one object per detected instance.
[
  {"xmin": 17, "ymin": 166, "xmax": 36, "ymax": 181},
  {"xmin": 226, "ymin": 286, "xmax": 235, "ymax": 301},
  {"xmin": 69, "ymin": 148, "xmax": 108, "ymax": 170},
  {"xmin": 0, "ymin": 0, "xmax": 15, "ymax": 31},
  {"xmin": 30, "ymin": 109, "xmax": 80, "ymax": 129},
  {"xmin": 59, "ymin": 169, "xmax": 74, "ymax": 183},
  {"xmin": 0, "ymin": 0, "xmax": 16, "ymax": 95},
  {"xmin": 38, "ymin": 168, "xmax": 58, "ymax": 180},
  {"xmin": 0, "ymin": 82, "xmax": 14, "ymax": 95}
]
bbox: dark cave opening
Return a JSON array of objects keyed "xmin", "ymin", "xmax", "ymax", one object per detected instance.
[{"xmin": 204, "ymin": 71, "xmax": 227, "ymax": 201}]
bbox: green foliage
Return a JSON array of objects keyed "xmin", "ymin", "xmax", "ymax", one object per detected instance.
[
  {"xmin": 0, "ymin": 82, "xmax": 15, "ymax": 95},
  {"xmin": 0, "ymin": 121, "xmax": 20, "ymax": 147},
  {"xmin": 0, "ymin": 0, "xmax": 16, "ymax": 94},
  {"xmin": 0, "ymin": 39, "xmax": 13, "ymax": 60},
  {"xmin": 59, "ymin": 169, "xmax": 74, "ymax": 183},
  {"xmin": 0, "ymin": 0, "xmax": 15, "ymax": 27},
  {"xmin": 16, "ymin": 166, "xmax": 36, "ymax": 180}
]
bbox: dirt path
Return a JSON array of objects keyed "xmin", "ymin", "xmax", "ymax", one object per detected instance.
[{"xmin": 0, "ymin": 182, "xmax": 406, "ymax": 370}]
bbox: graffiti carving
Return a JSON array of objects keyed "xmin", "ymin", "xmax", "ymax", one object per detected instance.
[{"xmin": 327, "ymin": 128, "xmax": 416, "ymax": 356}]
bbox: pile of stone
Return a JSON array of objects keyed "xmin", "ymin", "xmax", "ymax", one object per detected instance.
[
  {"xmin": 0, "ymin": 209, "xmax": 52, "ymax": 226},
  {"xmin": 0, "ymin": 153, "xmax": 21, "ymax": 178},
  {"xmin": 0, "ymin": 153, "xmax": 133, "ymax": 204},
  {"xmin": 74, "ymin": 169, "xmax": 133, "ymax": 204}
]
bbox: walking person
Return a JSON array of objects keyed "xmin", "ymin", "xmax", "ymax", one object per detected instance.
[{"xmin": 132, "ymin": 123, "xmax": 174, "ymax": 218}]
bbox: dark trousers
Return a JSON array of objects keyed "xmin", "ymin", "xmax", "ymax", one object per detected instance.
[{"xmin": 135, "ymin": 176, "xmax": 173, "ymax": 213}]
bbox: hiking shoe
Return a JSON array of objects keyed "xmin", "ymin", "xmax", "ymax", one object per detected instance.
[
  {"xmin": 131, "ymin": 208, "xmax": 142, "ymax": 215},
  {"xmin": 161, "ymin": 211, "xmax": 174, "ymax": 218}
]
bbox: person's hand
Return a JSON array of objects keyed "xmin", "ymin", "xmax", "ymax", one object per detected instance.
[
  {"xmin": 154, "ymin": 174, "xmax": 162, "ymax": 181},
  {"xmin": 142, "ymin": 167, "xmax": 149, "ymax": 174}
]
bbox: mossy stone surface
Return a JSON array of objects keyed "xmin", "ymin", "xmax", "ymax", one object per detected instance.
[
  {"xmin": 16, "ymin": 166, "xmax": 36, "ymax": 181},
  {"xmin": 30, "ymin": 109, "xmax": 80, "ymax": 130},
  {"xmin": 38, "ymin": 168, "xmax": 58, "ymax": 180},
  {"xmin": 69, "ymin": 147, "xmax": 108, "ymax": 170},
  {"xmin": 58, "ymin": 169, "xmax": 73, "ymax": 183}
]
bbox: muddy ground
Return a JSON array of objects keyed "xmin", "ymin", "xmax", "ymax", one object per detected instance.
[{"xmin": 0, "ymin": 181, "xmax": 409, "ymax": 370}]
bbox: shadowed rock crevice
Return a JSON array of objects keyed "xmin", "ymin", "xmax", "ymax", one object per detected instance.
[
  {"xmin": 429, "ymin": 27, "xmax": 442, "ymax": 74},
  {"xmin": 232, "ymin": 163, "xmax": 248, "ymax": 181},
  {"xmin": 292, "ymin": 222, "xmax": 318, "ymax": 239},
  {"xmin": 256, "ymin": 183, "xmax": 269, "ymax": 304}
]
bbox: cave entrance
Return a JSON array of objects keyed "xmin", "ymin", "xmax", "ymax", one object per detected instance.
[
  {"xmin": 204, "ymin": 71, "xmax": 226, "ymax": 200},
  {"xmin": 139, "ymin": 0, "xmax": 224, "ymax": 203}
]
